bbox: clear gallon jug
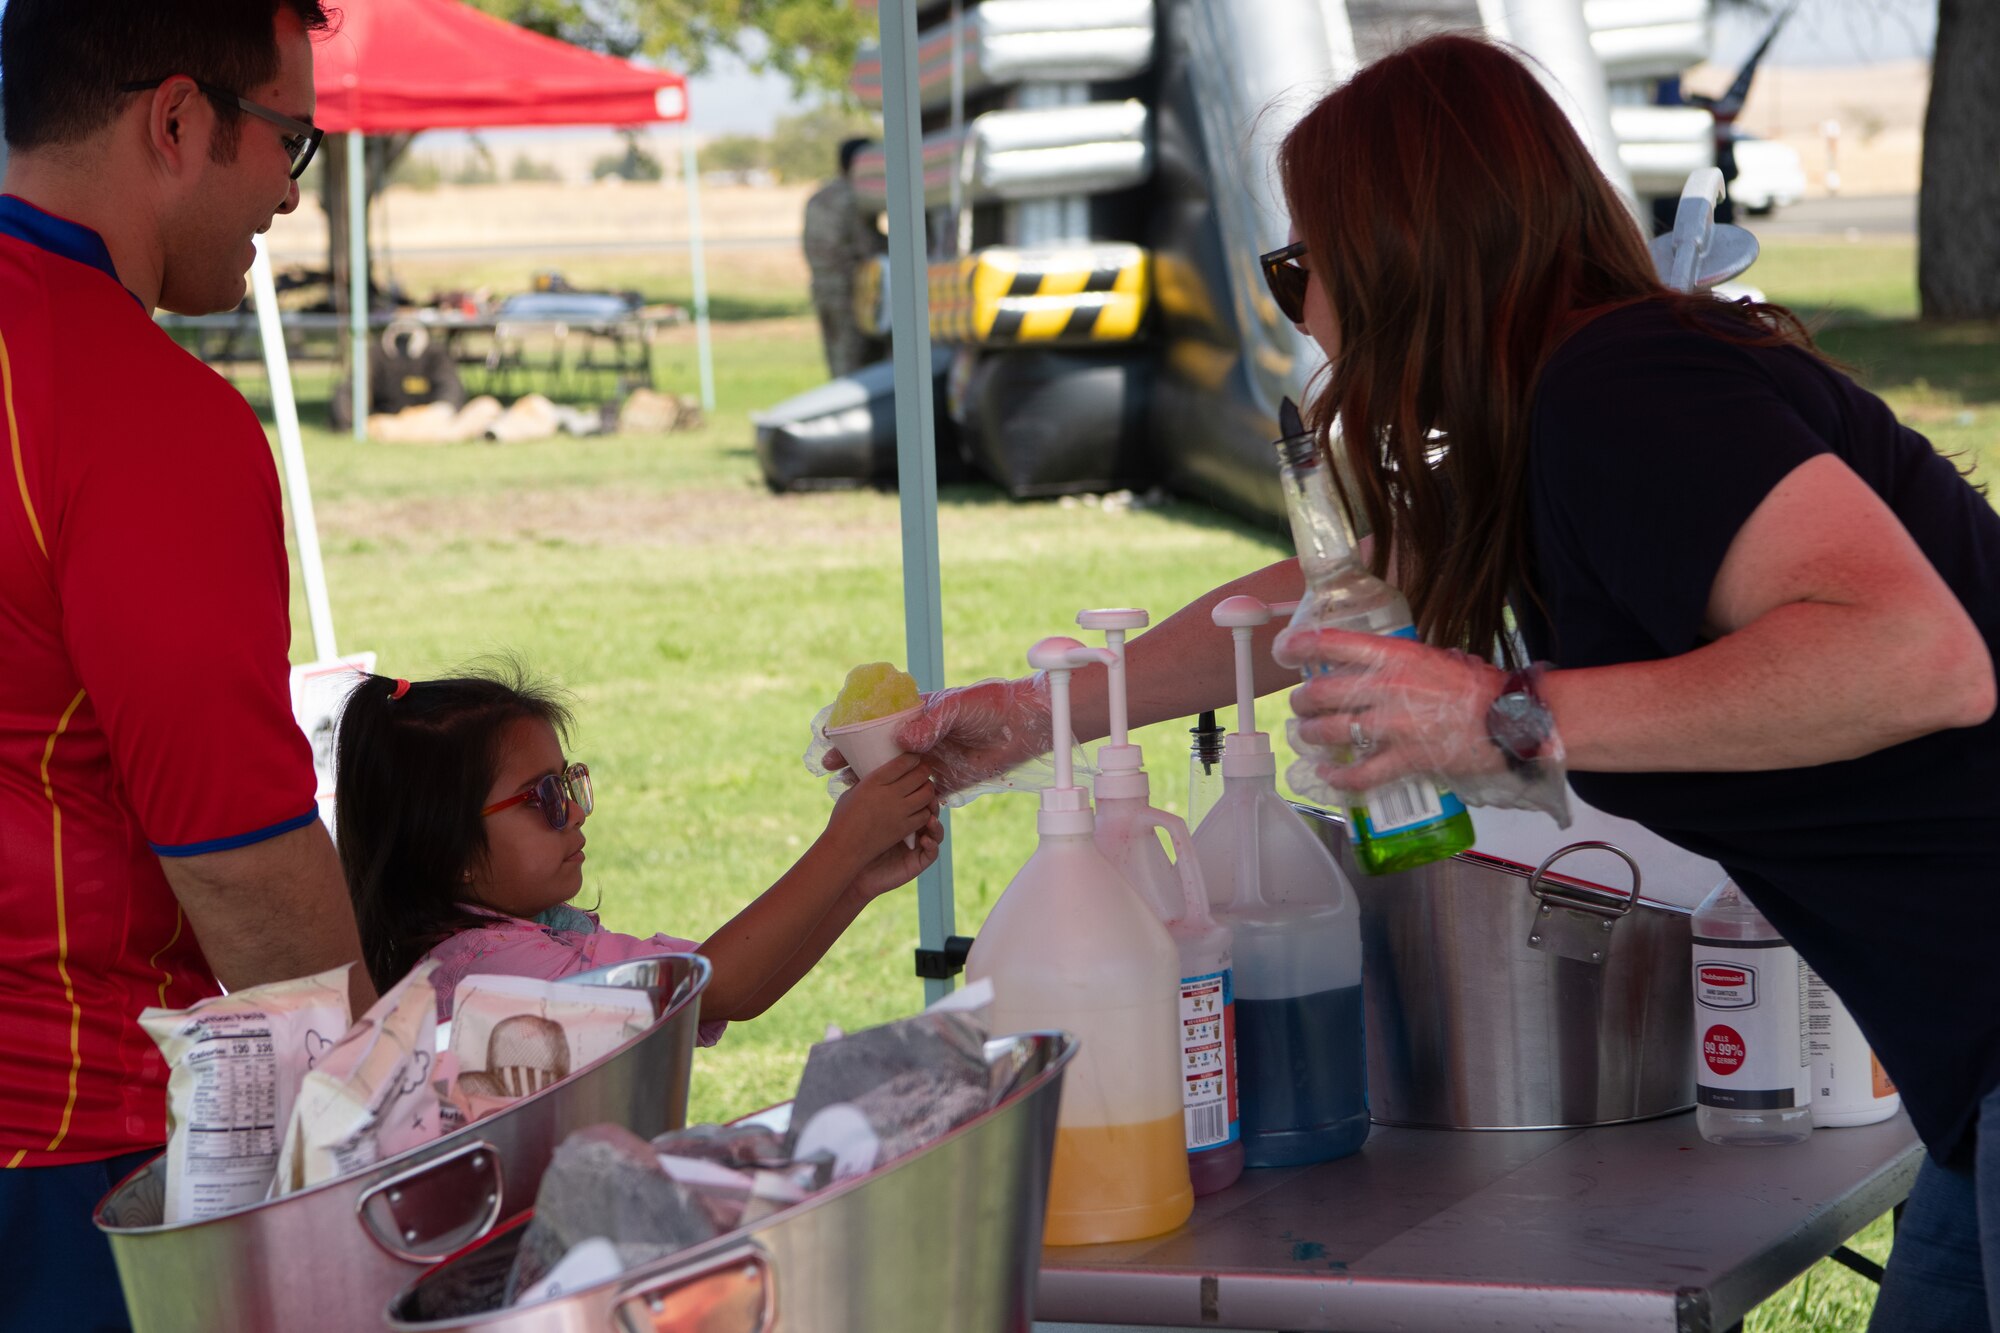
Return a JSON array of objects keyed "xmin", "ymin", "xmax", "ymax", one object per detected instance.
[
  {"xmin": 967, "ymin": 637, "xmax": 1194, "ymax": 1244},
  {"xmin": 1192, "ymin": 596, "xmax": 1368, "ymax": 1168},
  {"xmin": 1693, "ymin": 880, "xmax": 1812, "ymax": 1146},
  {"xmin": 1081, "ymin": 609, "xmax": 1243, "ymax": 1196}
]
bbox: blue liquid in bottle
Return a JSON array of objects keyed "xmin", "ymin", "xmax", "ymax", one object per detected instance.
[
  {"xmin": 1192, "ymin": 591, "xmax": 1370, "ymax": 1173},
  {"xmin": 1234, "ymin": 984, "xmax": 1369, "ymax": 1166}
]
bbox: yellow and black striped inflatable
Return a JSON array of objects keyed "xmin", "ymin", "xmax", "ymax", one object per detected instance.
[
  {"xmin": 853, "ymin": 245, "xmax": 1150, "ymax": 346},
  {"xmin": 932, "ymin": 243, "xmax": 1149, "ymax": 346}
]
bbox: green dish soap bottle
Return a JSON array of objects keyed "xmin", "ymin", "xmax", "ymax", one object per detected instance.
[{"xmin": 1274, "ymin": 398, "xmax": 1476, "ymax": 875}]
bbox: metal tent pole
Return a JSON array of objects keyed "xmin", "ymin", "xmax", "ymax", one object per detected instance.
[
  {"xmin": 878, "ymin": 0, "xmax": 956, "ymax": 1004},
  {"xmin": 347, "ymin": 131, "xmax": 370, "ymax": 440},
  {"xmin": 680, "ymin": 130, "xmax": 716, "ymax": 413},
  {"xmin": 251, "ymin": 236, "xmax": 339, "ymax": 661}
]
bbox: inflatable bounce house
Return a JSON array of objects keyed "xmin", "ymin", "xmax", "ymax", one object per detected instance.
[{"xmin": 754, "ymin": 0, "xmax": 1720, "ymax": 529}]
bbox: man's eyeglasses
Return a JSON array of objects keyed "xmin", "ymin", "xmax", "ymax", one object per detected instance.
[
  {"xmin": 481, "ymin": 763, "xmax": 594, "ymax": 832},
  {"xmin": 1260, "ymin": 240, "xmax": 1311, "ymax": 325},
  {"xmin": 118, "ymin": 77, "xmax": 324, "ymax": 181}
]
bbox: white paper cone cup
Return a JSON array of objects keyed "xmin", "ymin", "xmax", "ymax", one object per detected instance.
[{"xmin": 827, "ymin": 704, "xmax": 924, "ymax": 848}]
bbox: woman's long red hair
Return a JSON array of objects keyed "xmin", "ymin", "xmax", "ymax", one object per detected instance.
[{"xmin": 1278, "ymin": 33, "xmax": 1814, "ymax": 658}]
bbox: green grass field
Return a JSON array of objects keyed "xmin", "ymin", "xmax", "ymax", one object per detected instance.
[{"xmin": 257, "ymin": 235, "xmax": 1987, "ymax": 1331}]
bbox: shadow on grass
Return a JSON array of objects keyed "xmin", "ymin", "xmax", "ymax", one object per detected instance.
[{"xmin": 1811, "ymin": 318, "xmax": 2000, "ymax": 407}]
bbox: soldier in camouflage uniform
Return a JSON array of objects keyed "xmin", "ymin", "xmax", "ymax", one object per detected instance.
[{"xmin": 802, "ymin": 137, "xmax": 885, "ymax": 378}]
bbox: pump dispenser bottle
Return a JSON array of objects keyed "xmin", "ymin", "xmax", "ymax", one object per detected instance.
[
  {"xmin": 1191, "ymin": 596, "xmax": 1369, "ymax": 1167},
  {"xmin": 1274, "ymin": 398, "xmax": 1476, "ymax": 875},
  {"xmin": 1079, "ymin": 609, "xmax": 1243, "ymax": 1195},
  {"xmin": 967, "ymin": 637, "xmax": 1194, "ymax": 1244}
]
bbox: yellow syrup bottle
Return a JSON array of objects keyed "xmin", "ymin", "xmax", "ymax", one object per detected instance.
[{"xmin": 967, "ymin": 636, "xmax": 1194, "ymax": 1247}]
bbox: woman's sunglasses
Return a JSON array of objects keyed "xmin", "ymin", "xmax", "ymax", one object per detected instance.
[
  {"xmin": 1260, "ymin": 240, "xmax": 1310, "ymax": 325},
  {"xmin": 481, "ymin": 763, "xmax": 593, "ymax": 831}
]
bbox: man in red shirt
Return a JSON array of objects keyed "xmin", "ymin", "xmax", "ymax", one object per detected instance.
[{"xmin": 0, "ymin": 3, "xmax": 373, "ymax": 1325}]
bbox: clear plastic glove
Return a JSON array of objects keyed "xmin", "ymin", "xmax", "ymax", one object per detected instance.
[
  {"xmin": 805, "ymin": 674, "xmax": 1080, "ymax": 807},
  {"xmin": 1274, "ymin": 626, "xmax": 1572, "ymax": 827}
]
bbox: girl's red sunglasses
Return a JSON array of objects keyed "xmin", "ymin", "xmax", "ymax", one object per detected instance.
[{"xmin": 481, "ymin": 763, "xmax": 593, "ymax": 831}]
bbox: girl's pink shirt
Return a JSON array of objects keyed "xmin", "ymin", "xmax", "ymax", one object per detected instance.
[{"xmin": 418, "ymin": 907, "xmax": 728, "ymax": 1046}]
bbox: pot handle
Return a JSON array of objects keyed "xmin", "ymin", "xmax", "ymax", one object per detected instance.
[
  {"xmin": 611, "ymin": 1240, "xmax": 774, "ymax": 1333},
  {"xmin": 1525, "ymin": 841, "xmax": 1642, "ymax": 964},
  {"xmin": 355, "ymin": 1138, "xmax": 505, "ymax": 1266}
]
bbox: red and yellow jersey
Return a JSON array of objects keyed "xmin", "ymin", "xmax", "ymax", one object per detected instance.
[{"xmin": 0, "ymin": 195, "xmax": 317, "ymax": 1165}]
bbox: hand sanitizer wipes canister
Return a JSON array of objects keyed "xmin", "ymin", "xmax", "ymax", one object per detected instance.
[
  {"xmin": 1692, "ymin": 880, "xmax": 1812, "ymax": 1146},
  {"xmin": 1805, "ymin": 964, "xmax": 1900, "ymax": 1128}
]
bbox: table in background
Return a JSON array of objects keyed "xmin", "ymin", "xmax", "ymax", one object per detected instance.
[
  {"xmin": 156, "ymin": 306, "xmax": 674, "ymax": 402},
  {"xmin": 1036, "ymin": 1110, "xmax": 1919, "ymax": 1333}
]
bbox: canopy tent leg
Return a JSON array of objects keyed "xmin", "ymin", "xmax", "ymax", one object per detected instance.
[
  {"xmin": 680, "ymin": 131, "xmax": 716, "ymax": 413},
  {"xmin": 878, "ymin": 0, "xmax": 957, "ymax": 1004},
  {"xmin": 347, "ymin": 131, "xmax": 370, "ymax": 441},
  {"xmin": 252, "ymin": 236, "xmax": 338, "ymax": 662}
]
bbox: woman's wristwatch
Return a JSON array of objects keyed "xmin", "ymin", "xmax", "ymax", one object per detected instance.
[{"xmin": 1485, "ymin": 666, "xmax": 1555, "ymax": 774}]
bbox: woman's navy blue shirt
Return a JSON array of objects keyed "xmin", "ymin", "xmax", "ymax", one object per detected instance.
[{"xmin": 1516, "ymin": 298, "xmax": 2000, "ymax": 1168}]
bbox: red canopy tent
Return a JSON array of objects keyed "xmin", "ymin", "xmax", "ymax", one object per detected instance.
[
  {"xmin": 310, "ymin": 0, "xmax": 688, "ymax": 133},
  {"xmin": 293, "ymin": 0, "xmax": 705, "ymax": 442},
  {"xmin": 254, "ymin": 0, "xmax": 709, "ymax": 664}
]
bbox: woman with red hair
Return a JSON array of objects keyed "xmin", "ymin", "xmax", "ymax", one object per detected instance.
[{"xmin": 845, "ymin": 35, "xmax": 1999, "ymax": 1325}]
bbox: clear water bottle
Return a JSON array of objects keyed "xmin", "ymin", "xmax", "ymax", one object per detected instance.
[
  {"xmin": 1272, "ymin": 401, "xmax": 1475, "ymax": 875},
  {"xmin": 1692, "ymin": 880, "xmax": 1813, "ymax": 1146}
]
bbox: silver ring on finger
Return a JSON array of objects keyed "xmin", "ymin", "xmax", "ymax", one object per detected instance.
[{"xmin": 1349, "ymin": 720, "xmax": 1373, "ymax": 753}]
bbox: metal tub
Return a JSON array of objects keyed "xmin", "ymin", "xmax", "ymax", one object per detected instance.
[
  {"xmin": 1297, "ymin": 806, "xmax": 1695, "ymax": 1129},
  {"xmin": 388, "ymin": 1030, "xmax": 1077, "ymax": 1333},
  {"xmin": 95, "ymin": 954, "xmax": 711, "ymax": 1333}
]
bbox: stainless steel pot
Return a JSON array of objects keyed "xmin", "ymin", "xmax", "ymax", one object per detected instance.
[
  {"xmin": 387, "ymin": 1031, "xmax": 1077, "ymax": 1333},
  {"xmin": 95, "ymin": 954, "xmax": 710, "ymax": 1333},
  {"xmin": 1296, "ymin": 806, "xmax": 1695, "ymax": 1129}
]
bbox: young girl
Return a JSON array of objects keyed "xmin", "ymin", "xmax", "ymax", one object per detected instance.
[{"xmin": 334, "ymin": 668, "xmax": 940, "ymax": 1037}]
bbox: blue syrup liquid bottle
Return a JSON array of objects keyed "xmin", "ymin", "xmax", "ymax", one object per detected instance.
[{"xmin": 1191, "ymin": 594, "xmax": 1369, "ymax": 1168}]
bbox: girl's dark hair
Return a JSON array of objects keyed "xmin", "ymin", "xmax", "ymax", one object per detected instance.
[
  {"xmin": 1278, "ymin": 33, "xmax": 1820, "ymax": 661},
  {"xmin": 335, "ymin": 663, "xmax": 572, "ymax": 994}
]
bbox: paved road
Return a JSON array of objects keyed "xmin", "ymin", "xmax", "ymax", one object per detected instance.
[{"xmin": 1749, "ymin": 193, "xmax": 1915, "ymax": 238}]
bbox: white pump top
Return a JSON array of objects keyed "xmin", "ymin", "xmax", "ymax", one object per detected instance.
[
  {"xmin": 1077, "ymin": 608, "xmax": 1150, "ymax": 796},
  {"xmin": 1210, "ymin": 596, "xmax": 1276, "ymax": 777},
  {"xmin": 1027, "ymin": 636, "xmax": 1119, "ymax": 835}
]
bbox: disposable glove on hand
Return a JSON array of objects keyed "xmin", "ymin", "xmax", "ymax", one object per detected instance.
[
  {"xmin": 807, "ymin": 674, "xmax": 1079, "ymax": 807},
  {"xmin": 1274, "ymin": 626, "xmax": 1573, "ymax": 827}
]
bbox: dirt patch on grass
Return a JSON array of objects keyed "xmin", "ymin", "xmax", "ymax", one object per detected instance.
[{"xmin": 321, "ymin": 482, "xmax": 893, "ymax": 551}]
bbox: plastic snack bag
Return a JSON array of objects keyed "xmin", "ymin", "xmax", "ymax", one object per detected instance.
[
  {"xmin": 449, "ymin": 974, "xmax": 654, "ymax": 1120},
  {"xmin": 140, "ymin": 966, "xmax": 352, "ymax": 1223},
  {"xmin": 785, "ymin": 979, "xmax": 998, "ymax": 1178},
  {"xmin": 270, "ymin": 962, "xmax": 441, "ymax": 1195},
  {"xmin": 506, "ymin": 1124, "xmax": 720, "ymax": 1303}
]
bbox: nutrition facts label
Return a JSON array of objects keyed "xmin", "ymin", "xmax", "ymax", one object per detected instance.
[
  {"xmin": 174, "ymin": 1013, "xmax": 284, "ymax": 1216},
  {"xmin": 1180, "ymin": 970, "xmax": 1238, "ymax": 1149}
]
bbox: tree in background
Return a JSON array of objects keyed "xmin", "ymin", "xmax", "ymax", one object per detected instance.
[
  {"xmin": 699, "ymin": 133, "xmax": 772, "ymax": 176},
  {"xmin": 511, "ymin": 153, "xmax": 565, "ymax": 183},
  {"xmin": 464, "ymin": 0, "xmax": 865, "ymax": 97},
  {"xmin": 770, "ymin": 105, "xmax": 879, "ymax": 183},
  {"xmin": 593, "ymin": 129, "xmax": 666, "ymax": 182},
  {"xmin": 1917, "ymin": 0, "xmax": 1999, "ymax": 318}
]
